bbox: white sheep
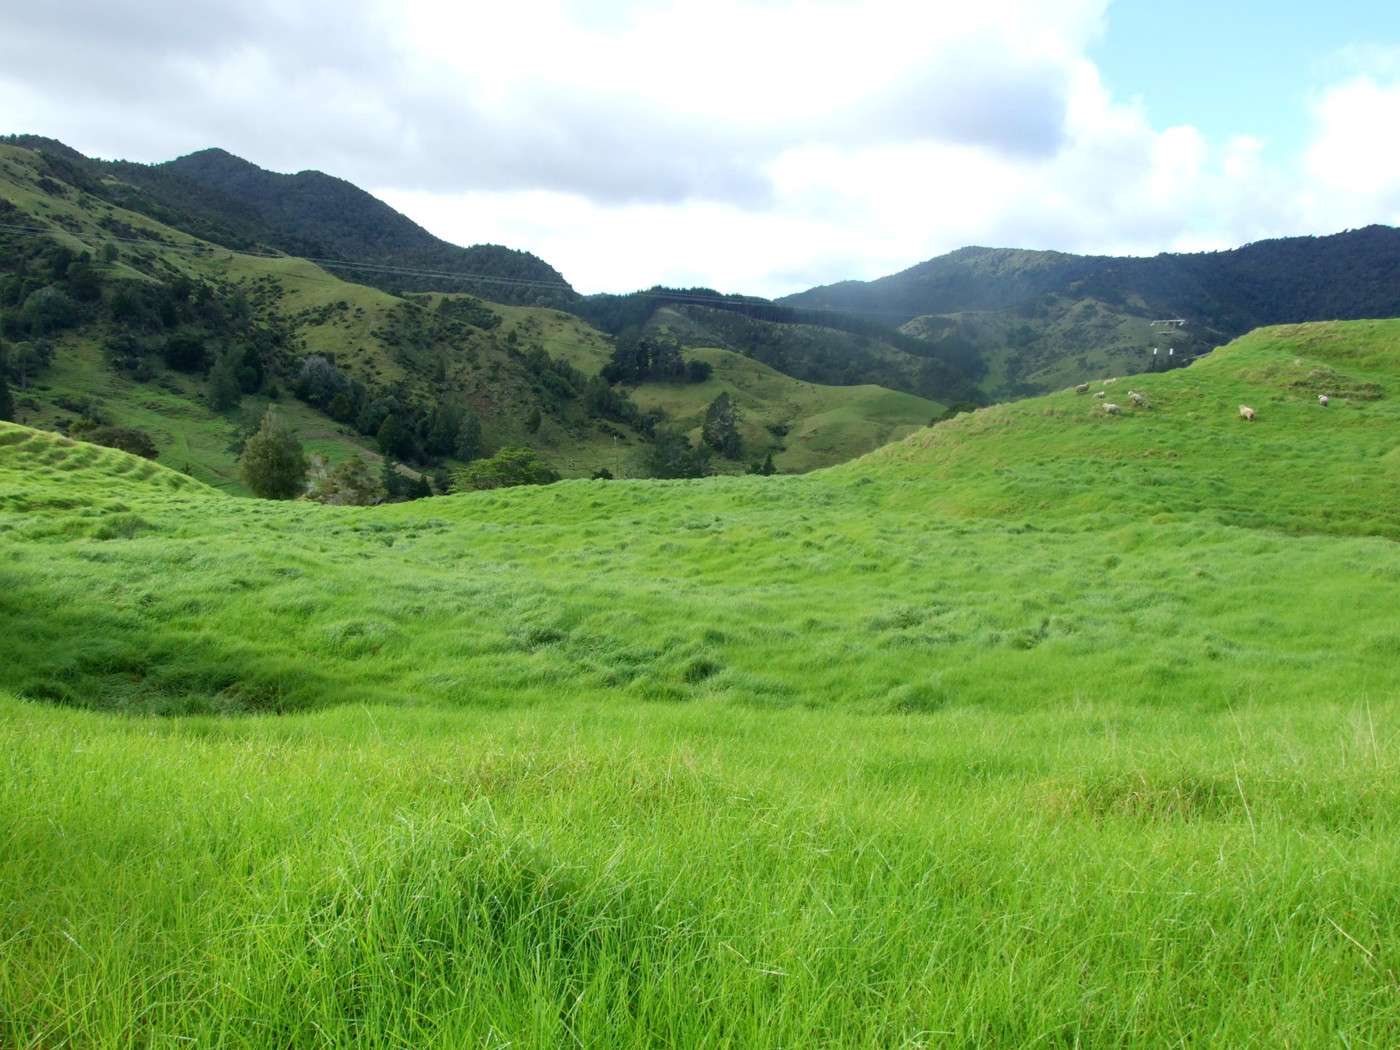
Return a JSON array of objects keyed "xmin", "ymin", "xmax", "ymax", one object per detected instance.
[
  {"xmin": 1129, "ymin": 391, "xmax": 1145, "ymax": 406},
  {"xmin": 1074, "ymin": 383, "xmax": 1089, "ymax": 394},
  {"xmin": 1318, "ymin": 394, "xmax": 1330, "ymax": 406},
  {"xmin": 1094, "ymin": 390, "xmax": 1106, "ymax": 399},
  {"xmin": 1103, "ymin": 403, "xmax": 1121, "ymax": 415},
  {"xmin": 1239, "ymin": 405, "xmax": 1256, "ymax": 422}
]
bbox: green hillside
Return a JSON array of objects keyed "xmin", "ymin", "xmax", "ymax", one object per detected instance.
[
  {"xmin": 901, "ymin": 296, "xmax": 1177, "ymax": 398},
  {"xmin": 0, "ymin": 142, "xmax": 661, "ymax": 486},
  {"xmin": 783, "ymin": 230, "xmax": 1400, "ymax": 398},
  {"xmin": 2, "ymin": 142, "xmax": 948, "ymax": 486},
  {"xmin": 3, "ymin": 319, "xmax": 1400, "ymax": 1045},
  {"xmin": 3, "ymin": 136, "xmax": 576, "ymax": 306},
  {"xmin": 630, "ymin": 345, "xmax": 940, "ymax": 472}
]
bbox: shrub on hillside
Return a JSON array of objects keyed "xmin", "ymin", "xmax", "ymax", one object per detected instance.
[
  {"xmin": 239, "ymin": 411, "xmax": 307, "ymax": 499},
  {"xmin": 17, "ymin": 286, "xmax": 79, "ymax": 335},
  {"xmin": 76, "ymin": 424, "xmax": 159, "ymax": 459},
  {"xmin": 306, "ymin": 455, "xmax": 381, "ymax": 506},
  {"xmin": 453, "ymin": 447, "xmax": 560, "ymax": 491}
]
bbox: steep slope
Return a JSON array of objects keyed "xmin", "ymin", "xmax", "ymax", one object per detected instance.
[
  {"xmin": 150, "ymin": 148, "xmax": 576, "ymax": 305},
  {"xmin": 0, "ymin": 142, "xmax": 647, "ymax": 487},
  {"xmin": 2, "ymin": 135, "xmax": 576, "ymax": 306}
]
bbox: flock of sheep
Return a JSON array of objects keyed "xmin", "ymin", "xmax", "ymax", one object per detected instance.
[{"xmin": 1073, "ymin": 380, "xmax": 1333, "ymax": 422}]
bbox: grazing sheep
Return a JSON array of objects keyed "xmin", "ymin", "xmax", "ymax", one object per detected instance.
[
  {"xmin": 1318, "ymin": 394, "xmax": 1330, "ymax": 406},
  {"xmin": 1103, "ymin": 377, "xmax": 1118, "ymax": 385},
  {"xmin": 1074, "ymin": 383, "xmax": 1089, "ymax": 394},
  {"xmin": 1239, "ymin": 405, "xmax": 1256, "ymax": 422},
  {"xmin": 1129, "ymin": 391, "xmax": 1145, "ymax": 406},
  {"xmin": 1094, "ymin": 390, "xmax": 1106, "ymax": 399},
  {"xmin": 1103, "ymin": 403, "xmax": 1121, "ymax": 415}
]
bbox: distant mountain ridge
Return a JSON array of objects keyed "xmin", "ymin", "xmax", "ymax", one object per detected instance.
[
  {"xmin": 7, "ymin": 133, "xmax": 1400, "ymax": 403},
  {"xmin": 780, "ymin": 228, "xmax": 1400, "ymax": 397},
  {"xmin": 781, "ymin": 229, "xmax": 1400, "ymax": 327}
]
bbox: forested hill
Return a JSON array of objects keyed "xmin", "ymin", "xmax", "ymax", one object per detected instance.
[
  {"xmin": 780, "ymin": 227, "xmax": 1400, "ymax": 334},
  {"xmin": 777, "ymin": 227, "xmax": 1400, "ymax": 398},
  {"xmin": 0, "ymin": 135, "xmax": 576, "ymax": 307}
]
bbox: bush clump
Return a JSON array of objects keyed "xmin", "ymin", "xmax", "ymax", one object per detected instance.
[{"xmin": 239, "ymin": 411, "xmax": 307, "ymax": 499}]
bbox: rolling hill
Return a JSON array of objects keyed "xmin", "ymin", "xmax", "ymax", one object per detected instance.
[
  {"xmin": 2, "ymin": 318, "xmax": 1399, "ymax": 1045},
  {"xmin": 1, "ymin": 138, "xmax": 967, "ymax": 488}
]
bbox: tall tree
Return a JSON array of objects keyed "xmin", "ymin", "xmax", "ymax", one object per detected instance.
[
  {"xmin": 207, "ymin": 351, "xmax": 242, "ymax": 411},
  {"xmin": 376, "ymin": 413, "xmax": 414, "ymax": 460},
  {"xmin": 239, "ymin": 411, "xmax": 307, "ymax": 499},
  {"xmin": 702, "ymin": 392, "xmax": 742, "ymax": 458},
  {"xmin": 0, "ymin": 371, "xmax": 13, "ymax": 422}
]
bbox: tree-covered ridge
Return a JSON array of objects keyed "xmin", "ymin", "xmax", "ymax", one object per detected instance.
[
  {"xmin": 0, "ymin": 136, "xmax": 577, "ymax": 307},
  {"xmin": 780, "ymin": 227, "xmax": 1400, "ymax": 387}
]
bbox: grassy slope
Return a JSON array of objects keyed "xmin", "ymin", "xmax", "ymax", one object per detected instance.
[
  {"xmin": 4, "ymin": 143, "xmax": 935, "ymax": 484},
  {"xmin": 3, "ymin": 331, "xmax": 1400, "ymax": 1042},
  {"xmin": 630, "ymin": 346, "xmax": 941, "ymax": 472},
  {"xmin": 0, "ymin": 144, "xmax": 648, "ymax": 484},
  {"xmin": 901, "ymin": 296, "xmax": 1202, "ymax": 400}
]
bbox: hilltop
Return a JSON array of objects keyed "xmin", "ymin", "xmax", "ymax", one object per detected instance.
[{"xmin": 4, "ymin": 135, "xmax": 576, "ymax": 306}]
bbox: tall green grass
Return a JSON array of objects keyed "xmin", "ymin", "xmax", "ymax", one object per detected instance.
[{"xmin": 2, "ymin": 320, "xmax": 1399, "ymax": 1046}]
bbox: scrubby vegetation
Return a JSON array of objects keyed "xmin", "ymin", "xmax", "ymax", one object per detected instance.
[{"xmin": 2, "ymin": 320, "xmax": 1399, "ymax": 1046}]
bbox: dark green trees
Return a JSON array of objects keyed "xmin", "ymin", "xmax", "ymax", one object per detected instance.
[
  {"xmin": 79, "ymin": 425, "xmax": 159, "ymax": 459},
  {"xmin": 0, "ymin": 371, "xmax": 13, "ymax": 422},
  {"xmin": 454, "ymin": 447, "xmax": 560, "ymax": 490},
  {"xmin": 702, "ymin": 392, "xmax": 742, "ymax": 458},
  {"xmin": 207, "ymin": 351, "xmax": 242, "ymax": 411},
  {"xmin": 600, "ymin": 331, "xmax": 693, "ymax": 384},
  {"xmin": 641, "ymin": 429, "xmax": 711, "ymax": 479},
  {"xmin": 239, "ymin": 411, "xmax": 307, "ymax": 499},
  {"xmin": 376, "ymin": 414, "xmax": 414, "ymax": 459},
  {"xmin": 749, "ymin": 451, "xmax": 776, "ymax": 476}
]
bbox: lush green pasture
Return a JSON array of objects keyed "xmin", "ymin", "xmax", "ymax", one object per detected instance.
[{"xmin": 2, "ymin": 320, "xmax": 1399, "ymax": 1046}]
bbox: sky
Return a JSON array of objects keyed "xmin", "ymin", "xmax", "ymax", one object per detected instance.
[{"xmin": 2, "ymin": 0, "xmax": 1399, "ymax": 296}]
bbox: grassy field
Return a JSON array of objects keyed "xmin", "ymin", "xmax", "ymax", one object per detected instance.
[
  {"xmin": 630, "ymin": 346, "xmax": 941, "ymax": 472},
  {"xmin": 2, "ymin": 320, "xmax": 1399, "ymax": 1046}
]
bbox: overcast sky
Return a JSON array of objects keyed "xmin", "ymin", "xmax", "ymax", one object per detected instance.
[{"xmin": 3, "ymin": 0, "xmax": 1400, "ymax": 295}]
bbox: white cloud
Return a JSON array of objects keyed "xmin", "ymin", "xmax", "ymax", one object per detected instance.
[
  {"xmin": 2, "ymin": 0, "xmax": 1399, "ymax": 295},
  {"xmin": 1305, "ymin": 76, "xmax": 1400, "ymax": 197}
]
